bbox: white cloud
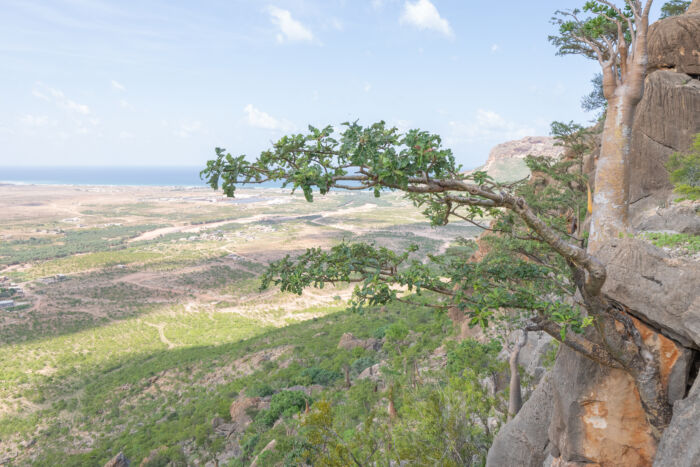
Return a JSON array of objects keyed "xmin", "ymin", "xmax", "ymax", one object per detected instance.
[
  {"xmin": 363, "ymin": 82, "xmax": 372, "ymax": 92},
  {"xmin": 267, "ymin": 6, "xmax": 313, "ymax": 43},
  {"xmin": 490, "ymin": 43, "xmax": 500, "ymax": 53},
  {"xmin": 174, "ymin": 121, "xmax": 203, "ymax": 138},
  {"xmin": 119, "ymin": 99, "xmax": 133, "ymax": 109},
  {"xmin": 119, "ymin": 131, "xmax": 134, "ymax": 139},
  {"xmin": 244, "ymin": 104, "xmax": 293, "ymax": 131},
  {"xmin": 33, "ymin": 84, "xmax": 90, "ymax": 115},
  {"xmin": 400, "ymin": 0, "xmax": 453, "ymax": 38},
  {"xmin": 19, "ymin": 114, "xmax": 50, "ymax": 127},
  {"xmin": 111, "ymin": 80, "xmax": 126, "ymax": 92},
  {"xmin": 448, "ymin": 109, "xmax": 535, "ymax": 144}
]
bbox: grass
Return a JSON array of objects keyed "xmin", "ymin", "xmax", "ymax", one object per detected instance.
[{"xmin": 642, "ymin": 232, "xmax": 700, "ymax": 254}]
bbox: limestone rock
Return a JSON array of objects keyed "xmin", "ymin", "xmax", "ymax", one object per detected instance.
[
  {"xmin": 517, "ymin": 331, "xmax": 554, "ymax": 382},
  {"xmin": 337, "ymin": 332, "xmax": 382, "ymax": 351},
  {"xmin": 547, "ymin": 347, "xmax": 657, "ymax": 466},
  {"xmin": 486, "ymin": 373, "xmax": 554, "ymax": 467},
  {"xmin": 357, "ymin": 363, "xmax": 383, "ymax": 382},
  {"xmin": 104, "ymin": 452, "xmax": 130, "ymax": 467},
  {"xmin": 629, "ymin": 70, "xmax": 700, "ymax": 206},
  {"xmin": 647, "ymin": 10, "xmax": 700, "ymax": 74},
  {"xmin": 653, "ymin": 374, "xmax": 700, "ymax": 466},
  {"xmin": 597, "ymin": 238, "xmax": 700, "ymax": 348},
  {"xmin": 229, "ymin": 396, "xmax": 269, "ymax": 434},
  {"xmin": 632, "ymin": 199, "xmax": 700, "ymax": 235},
  {"xmin": 479, "ymin": 136, "xmax": 564, "ymax": 182},
  {"xmin": 545, "ymin": 317, "xmax": 690, "ymax": 467}
]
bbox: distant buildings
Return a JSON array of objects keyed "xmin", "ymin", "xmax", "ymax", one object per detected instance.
[
  {"xmin": 38, "ymin": 274, "xmax": 67, "ymax": 285},
  {"xmin": 0, "ymin": 300, "xmax": 15, "ymax": 309}
]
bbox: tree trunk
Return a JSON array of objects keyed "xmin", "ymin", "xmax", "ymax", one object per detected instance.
[
  {"xmin": 588, "ymin": 95, "xmax": 636, "ymax": 252},
  {"xmin": 507, "ymin": 331, "xmax": 527, "ymax": 421}
]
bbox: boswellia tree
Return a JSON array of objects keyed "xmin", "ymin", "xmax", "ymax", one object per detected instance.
[{"xmin": 203, "ymin": 0, "xmax": 674, "ymax": 438}]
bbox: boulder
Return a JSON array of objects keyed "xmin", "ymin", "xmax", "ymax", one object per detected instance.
[
  {"xmin": 229, "ymin": 396, "xmax": 269, "ymax": 433},
  {"xmin": 647, "ymin": 9, "xmax": 700, "ymax": 74},
  {"xmin": 486, "ymin": 373, "xmax": 554, "ymax": 467},
  {"xmin": 629, "ymin": 70, "xmax": 700, "ymax": 207},
  {"xmin": 337, "ymin": 333, "xmax": 382, "ymax": 351},
  {"xmin": 632, "ymin": 199, "xmax": 700, "ymax": 235},
  {"xmin": 597, "ymin": 239, "xmax": 700, "ymax": 349},
  {"xmin": 357, "ymin": 363, "xmax": 383, "ymax": 382},
  {"xmin": 546, "ymin": 318, "xmax": 690, "ymax": 467},
  {"xmin": 653, "ymin": 373, "xmax": 700, "ymax": 466},
  {"xmin": 104, "ymin": 452, "xmax": 130, "ymax": 467}
]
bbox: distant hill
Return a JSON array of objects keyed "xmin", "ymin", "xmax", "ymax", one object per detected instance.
[{"xmin": 475, "ymin": 136, "xmax": 564, "ymax": 182}]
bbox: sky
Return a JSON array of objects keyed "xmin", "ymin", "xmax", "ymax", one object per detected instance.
[{"xmin": 0, "ymin": 0, "xmax": 666, "ymax": 169}]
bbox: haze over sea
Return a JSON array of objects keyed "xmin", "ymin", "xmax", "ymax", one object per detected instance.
[{"xmin": 2, "ymin": 166, "xmax": 223, "ymax": 187}]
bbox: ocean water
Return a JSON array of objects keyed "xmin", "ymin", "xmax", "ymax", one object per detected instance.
[{"xmin": 0, "ymin": 166, "xmax": 279, "ymax": 187}]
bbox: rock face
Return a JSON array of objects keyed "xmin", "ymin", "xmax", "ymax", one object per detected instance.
[
  {"xmin": 488, "ymin": 316, "xmax": 692, "ymax": 466},
  {"xmin": 486, "ymin": 373, "xmax": 554, "ymax": 467},
  {"xmin": 228, "ymin": 396, "xmax": 269, "ymax": 434},
  {"xmin": 597, "ymin": 238, "xmax": 700, "ymax": 349},
  {"xmin": 104, "ymin": 452, "xmax": 130, "ymax": 467},
  {"xmin": 337, "ymin": 332, "xmax": 382, "ymax": 351},
  {"xmin": 629, "ymin": 70, "xmax": 700, "ymax": 207},
  {"xmin": 632, "ymin": 199, "xmax": 700, "ymax": 235},
  {"xmin": 479, "ymin": 136, "xmax": 564, "ymax": 182},
  {"xmin": 654, "ymin": 374, "xmax": 700, "ymax": 467},
  {"xmin": 647, "ymin": 9, "xmax": 700, "ymax": 74}
]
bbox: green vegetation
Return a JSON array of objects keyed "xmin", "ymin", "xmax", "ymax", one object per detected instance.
[
  {"xmin": 660, "ymin": 0, "xmax": 691, "ymax": 18},
  {"xmin": 666, "ymin": 133, "xmax": 700, "ymax": 201},
  {"xmin": 643, "ymin": 232, "xmax": 700, "ymax": 254},
  {"xmin": 0, "ymin": 224, "xmax": 161, "ymax": 266}
]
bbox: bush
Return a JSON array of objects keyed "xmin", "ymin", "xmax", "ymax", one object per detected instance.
[
  {"xmin": 446, "ymin": 339, "xmax": 503, "ymax": 378},
  {"xmin": 246, "ymin": 382, "xmax": 275, "ymax": 397},
  {"xmin": 299, "ymin": 367, "xmax": 342, "ymax": 386},
  {"xmin": 256, "ymin": 390, "xmax": 310, "ymax": 427},
  {"xmin": 350, "ymin": 356, "xmax": 376, "ymax": 375},
  {"xmin": 666, "ymin": 134, "xmax": 700, "ymax": 201}
]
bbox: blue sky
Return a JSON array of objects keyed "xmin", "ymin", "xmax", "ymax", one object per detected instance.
[{"xmin": 0, "ymin": 0, "xmax": 665, "ymax": 169}]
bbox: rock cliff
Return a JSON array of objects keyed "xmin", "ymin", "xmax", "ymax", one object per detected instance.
[{"xmin": 486, "ymin": 9, "xmax": 700, "ymax": 465}]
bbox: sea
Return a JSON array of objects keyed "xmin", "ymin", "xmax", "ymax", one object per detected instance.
[{"xmin": 0, "ymin": 166, "xmax": 279, "ymax": 188}]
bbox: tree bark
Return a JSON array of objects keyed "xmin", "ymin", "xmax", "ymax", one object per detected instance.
[{"xmin": 507, "ymin": 331, "xmax": 527, "ymax": 422}]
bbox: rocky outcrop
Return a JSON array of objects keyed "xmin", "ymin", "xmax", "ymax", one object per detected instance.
[
  {"xmin": 597, "ymin": 238, "xmax": 700, "ymax": 349},
  {"xmin": 337, "ymin": 332, "xmax": 382, "ymax": 351},
  {"xmin": 545, "ymin": 314, "xmax": 691, "ymax": 467},
  {"xmin": 486, "ymin": 373, "xmax": 554, "ymax": 467},
  {"xmin": 629, "ymin": 70, "xmax": 700, "ymax": 206},
  {"xmin": 633, "ymin": 199, "xmax": 700, "ymax": 235},
  {"xmin": 226, "ymin": 396, "xmax": 270, "ymax": 435},
  {"xmin": 104, "ymin": 452, "xmax": 130, "ymax": 467},
  {"xmin": 647, "ymin": 8, "xmax": 700, "ymax": 74},
  {"xmin": 479, "ymin": 136, "xmax": 564, "ymax": 182},
  {"xmin": 654, "ymin": 372, "xmax": 700, "ymax": 466}
]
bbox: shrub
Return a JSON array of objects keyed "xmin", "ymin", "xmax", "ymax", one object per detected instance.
[
  {"xmin": 299, "ymin": 367, "xmax": 342, "ymax": 386},
  {"xmin": 246, "ymin": 382, "xmax": 275, "ymax": 397},
  {"xmin": 256, "ymin": 390, "xmax": 310, "ymax": 427},
  {"xmin": 350, "ymin": 356, "xmax": 376, "ymax": 375},
  {"xmin": 666, "ymin": 133, "xmax": 700, "ymax": 201}
]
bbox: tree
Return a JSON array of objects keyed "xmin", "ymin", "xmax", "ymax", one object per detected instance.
[
  {"xmin": 660, "ymin": 0, "xmax": 690, "ymax": 17},
  {"xmin": 203, "ymin": 0, "xmax": 671, "ymax": 436},
  {"xmin": 550, "ymin": 0, "xmax": 654, "ymax": 251},
  {"xmin": 581, "ymin": 73, "xmax": 607, "ymax": 117}
]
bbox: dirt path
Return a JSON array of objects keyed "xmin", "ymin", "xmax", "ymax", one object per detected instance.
[{"xmin": 144, "ymin": 322, "xmax": 175, "ymax": 349}]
